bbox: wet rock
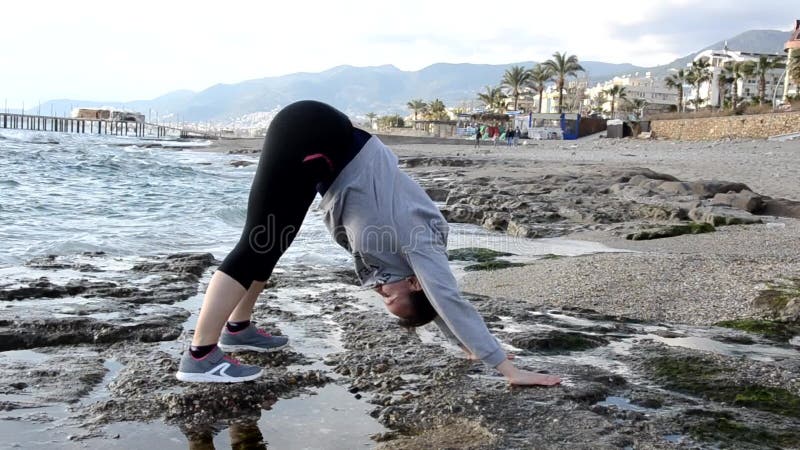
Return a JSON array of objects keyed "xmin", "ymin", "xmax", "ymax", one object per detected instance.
[
  {"xmin": 229, "ymin": 160, "xmax": 256, "ymax": 167},
  {"xmin": 688, "ymin": 205, "xmax": 762, "ymax": 226},
  {"xmin": 131, "ymin": 252, "xmax": 218, "ymax": 278},
  {"xmin": 752, "ymin": 278, "xmax": 800, "ymax": 322},
  {"xmin": 711, "ymin": 190, "xmax": 765, "ymax": 213},
  {"xmin": 0, "ymin": 310, "xmax": 188, "ymax": 351},
  {"xmin": 715, "ymin": 319, "xmax": 800, "ymax": 343},
  {"xmin": 448, "ymin": 248, "xmax": 514, "ymax": 263},
  {"xmin": 626, "ymin": 222, "xmax": 715, "ymax": 240},
  {"xmin": 509, "ymin": 330, "xmax": 609, "ymax": 353}
]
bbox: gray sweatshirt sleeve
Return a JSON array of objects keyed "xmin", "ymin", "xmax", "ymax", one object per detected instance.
[{"xmin": 404, "ymin": 247, "xmax": 507, "ymax": 367}]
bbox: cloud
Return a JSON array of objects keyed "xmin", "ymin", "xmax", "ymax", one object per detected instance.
[{"xmin": 1, "ymin": 0, "xmax": 797, "ymax": 106}]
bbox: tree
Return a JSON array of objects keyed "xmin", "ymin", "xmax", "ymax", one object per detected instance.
[
  {"xmin": 687, "ymin": 59, "xmax": 711, "ymax": 109},
  {"xmin": 755, "ymin": 56, "xmax": 780, "ymax": 104},
  {"xmin": 427, "ymin": 98, "xmax": 448, "ymax": 120},
  {"xmin": 501, "ymin": 65, "xmax": 531, "ymax": 111},
  {"xmin": 529, "ymin": 64, "xmax": 553, "ymax": 113},
  {"xmin": 665, "ymin": 69, "xmax": 688, "ymax": 112},
  {"xmin": 377, "ymin": 115, "xmax": 404, "ymax": 129},
  {"xmin": 406, "ymin": 99, "xmax": 427, "ymax": 121},
  {"xmin": 477, "ymin": 86, "xmax": 508, "ymax": 113},
  {"xmin": 627, "ymin": 98, "xmax": 648, "ymax": 119},
  {"xmin": 603, "ymin": 85, "xmax": 627, "ymax": 118},
  {"xmin": 590, "ymin": 91, "xmax": 607, "ymax": 115},
  {"xmin": 365, "ymin": 112, "xmax": 377, "ymax": 127},
  {"xmin": 732, "ymin": 61, "xmax": 756, "ymax": 107},
  {"xmin": 543, "ymin": 52, "xmax": 584, "ymax": 113},
  {"xmin": 718, "ymin": 62, "xmax": 736, "ymax": 109}
]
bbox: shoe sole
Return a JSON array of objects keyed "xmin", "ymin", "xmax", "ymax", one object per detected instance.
[
  {"xmin": 217, "ymin": 342, "xmax": 289, "ymax": 353},
  {"xmin": 175, "ymin": 369, "xmax": 264, "ymax": 383}
]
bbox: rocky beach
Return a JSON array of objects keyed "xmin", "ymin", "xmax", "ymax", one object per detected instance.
[{"xmin": 1, "ymin": 133, "xmax": 799, "ymax": 449}]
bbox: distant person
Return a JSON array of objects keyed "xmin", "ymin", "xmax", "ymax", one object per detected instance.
[
  {"xmin": 506, "ymin": 127, "xmax": 515, "ymax": 146},
  {"xmin": 474, "ymin": 127, "xmax": 482, "ymax": 148},
  {"xmin": 175, "ymin": 100, "xmax": 561, "ymax": 388},
  {"xmin": 514, "ymin": 127, "xmax": 521, "ymax": 146}
]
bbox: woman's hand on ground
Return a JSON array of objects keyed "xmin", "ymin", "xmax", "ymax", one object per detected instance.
[{"xmin": 495, "ymin": 359, "xmax": 561, "ymax": 386}]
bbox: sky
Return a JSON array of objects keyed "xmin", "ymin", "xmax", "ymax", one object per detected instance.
[{"xmin": 0, "ymin": 0, "xmax": 796, "ymax": 108}]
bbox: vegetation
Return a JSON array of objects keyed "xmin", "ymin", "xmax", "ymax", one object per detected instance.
[
  {"xmin": 501, "ymin": 65, "xmax": 531, "ymax": 111},
  {"xmin": 649, "ymin": 354, "xmax": 800, "ymax": 418},
  {"xmin": 477, "ymin": 86, "xmax": 508, "ymax": 113},
  {"xmin": 755, "ymin": 56, "xmax": 780, "ymax": 104},
  {"xmin": 543, "ymin": 52, "xmax": 584, "ymax": 113},
  {"xmin": 406, "ymin": 99, "xmax": 427, "ymax": 121},
  {"xmin": 687, "ymin": 59, "xmax": 711, "ymax": 109},
  {"xmin": 733, "ymin": 61, "xmax": 756, "ymax": 108},
  {"xmin": 529, "ymin": 64, "xmax": 554, "ymax": 113},
  {"xmin": 377, "ymin": 115, "xmax": 405, "ymax": 129},
  {"xmin": 448, "ymin": 247, "xmax": 514, "ymax": 262},
  {"xmin": 626, "ymin": 222, "xmax": 715, "ymax": 240},
  {"xmin": 626, "ymin": 98, "xmax": 648, "ymax": 119},
  {"xmin": 715, "ymin": 319, "xmax": 799, "ymax": 342},
  {"xmin": 665, "ymin": 69, "xmax": 688, "ymax": 113},
  {"xmin": 603, "ymin": 85, "xmax": 627, "ymax": 118},
  {"xmin": 426, "ymin": 98, "xmax": 448, "ymax": 120}
]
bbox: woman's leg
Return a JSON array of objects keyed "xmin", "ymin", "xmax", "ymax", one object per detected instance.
[
  {"xmin": 228, "ymin": 280, "xmax": 266, "ymax": 323},
  {"xmin": 190, "ymin": 100, "xmax": 353, "ymax": 348}
]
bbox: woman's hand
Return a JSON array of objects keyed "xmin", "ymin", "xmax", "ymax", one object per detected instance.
[{"xmin": 495, "ymin": 359, "xmax": 561, "ymax": 386}]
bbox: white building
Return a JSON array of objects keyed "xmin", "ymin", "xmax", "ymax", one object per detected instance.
[
  {"xmin": 689, "ymin": 48, "xmax": 786, "ymax": 108},
  {"xmin": 584, "ymin": 73, "xmax": 679, "ymax": 117}
]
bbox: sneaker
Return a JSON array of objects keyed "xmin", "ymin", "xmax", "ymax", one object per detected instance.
[
  {"xmin": 218, "ymin": 324, "xmax": 289, "ymax": 353},
  {"xmin": 176, "ymin": 346, "xmax": 263, "ymax": 383}
]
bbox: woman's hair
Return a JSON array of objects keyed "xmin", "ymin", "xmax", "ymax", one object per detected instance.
[{"xmin": 396, "ymin": 290, "xmax": 438, "ymax": 328}]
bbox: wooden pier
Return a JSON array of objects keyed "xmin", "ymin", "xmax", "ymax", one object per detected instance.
[{"xmin": 0, "ymin": 113, "xmax": 219, "ymax": 140}]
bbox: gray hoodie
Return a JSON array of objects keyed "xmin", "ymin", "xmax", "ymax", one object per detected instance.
[{"xmin": 319, "ymin": 135, "xmax": 506, "ymax": 367}]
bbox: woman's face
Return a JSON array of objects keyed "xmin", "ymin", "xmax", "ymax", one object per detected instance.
[{"xmin": 373, "ymin": 276, "xmax": 422, "ymax": 318}]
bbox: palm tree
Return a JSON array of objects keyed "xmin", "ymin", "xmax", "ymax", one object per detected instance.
[
  {"xmin": 529, "ymin": 64, "xmax": 553, "ymax": 113},
  {"xmin": 406, "ymin": 99, "xmax": 427, "ymax": 121},
  {"xmin": 603, "ymin": 85, "xmax": 627, "ymax": 118},
  {"xmin": 628, "ymin": 98, "xmax": 648, "ymax": 119},
  {"xmin": 732, "ymin": 61, "xmax": 756, "ymax": 106},
  {"xmin": 477, "ymin": 86, "xmax": 508, "ymax": 113},
  {"xmin": 665, "ymin": 69, "xmax": 688, "ymax": 112},
  {"xmin": 688, "ymin": 59, "xmax": 711, "ymax": 109},
  {"xmin": 501, "ymin": 65, "xmax": 531, "ymax": 111},
  {"xmin": 428, "ymin": 98, "xmax": 447, "ymax": 120},
  {"xmin": 543, "ymin": 52, "xmax": 584, "ymax": 113},
  {"xmin": 755, "ymin": 56, "xmax": 779, "ymax": 104},
  {"xmin": 590, "ymin": 91, "xmax": 607, "ymax": 115},
  {"xmin": 365, "ymin": 112, "xmax": 377, "ymax": 127},
  {"xmin": 718, "ymin": 63, "xmax": 736, "ymax": 110}
]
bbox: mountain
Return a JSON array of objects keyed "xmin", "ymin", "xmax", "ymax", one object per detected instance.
[
  {"xmin": 35, "ymin": 29, "xmax": 792, "ymax": 122},
  {"xmin": 627, "ymin": 29, "xmax": 791, "ymax": 79}
]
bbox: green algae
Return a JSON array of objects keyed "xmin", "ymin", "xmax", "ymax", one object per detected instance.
[
  {"xmin": 448, "ymin": 248, "xmax": 514, "ymax": 263},
  {"xmin": 626, "ymin": 222, "xmax": 715, "ymax": 240},
  {"xmin": 689, "ymin": 417, "xmax": 800, "ymax": 449},
  {"xmin": 715, "ymin": 319, "xmax": 799, "ymax": 342},
  {"xmin": 753, "ymin": 278, "xmax": 800, "ymax": 315},
  {"xmin": 463, "ymin": 260, "xmax": 525, "ymax": 272},
  {"xmin": 650, "ymin": 355, "xmax": 800, "ymax": 418}
]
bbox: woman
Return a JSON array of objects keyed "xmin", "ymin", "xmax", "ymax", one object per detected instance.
[{"xmin": 176, "ymin": 101, "xmax": 561, "ymax": 387}]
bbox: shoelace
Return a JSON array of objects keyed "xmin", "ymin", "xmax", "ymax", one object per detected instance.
[{"xmin": 223, "ymin": 355, "xmax": 241, "ymax": 365}]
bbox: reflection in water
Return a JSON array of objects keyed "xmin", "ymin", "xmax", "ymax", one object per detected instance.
[{"xmin": 183, "ymin": 416, "xmax": 268, "ymax": 450}]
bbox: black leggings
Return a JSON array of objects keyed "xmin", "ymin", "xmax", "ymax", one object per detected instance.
[{"xmin": 217, "ymin": 100, "xmax": 366, "ymax": 289}]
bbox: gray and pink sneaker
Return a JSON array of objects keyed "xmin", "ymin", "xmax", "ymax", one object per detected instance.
[
  {"xmin": 176, "ymin": 346, "xmax": 262, "ymax": 383},
  {"xmin": 218, "ymin": 324, "xmax": 289, "ymax": 353}
]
